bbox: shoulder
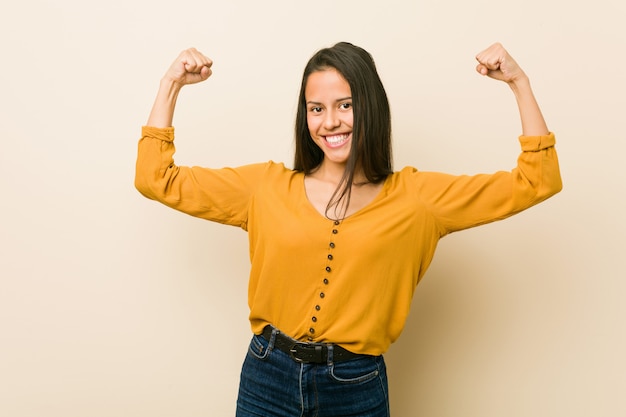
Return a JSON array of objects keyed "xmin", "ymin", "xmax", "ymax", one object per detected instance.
[
  {"xmin": 261, "ymin": 161, "xmax": 299, "ymax": 179},
  {"xmin": 230, "ymin": 161, "xmax": 291, "ymax": 176},
  {"xmin": 236, "ymin": 161, "xmax": 301, "ymax": 187},
  {"xmin": 386, "ymin": 166, "xmax": 419, "ymax": 186},
  {"xmin": 385, "ymin": 166, "xmax": 455, "ymax": 193}
]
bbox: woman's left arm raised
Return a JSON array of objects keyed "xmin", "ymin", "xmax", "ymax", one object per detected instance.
[{"xmin": 419, "ymin": 43, "xmax": 562, "ymax": 234}]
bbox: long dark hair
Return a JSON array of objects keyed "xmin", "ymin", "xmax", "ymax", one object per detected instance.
[{"xmin": 293, "ymin": 42, "xmax": 393, "ymax": 220}]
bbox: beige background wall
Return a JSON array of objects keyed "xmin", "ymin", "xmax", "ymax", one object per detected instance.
[{"xmin": 1, "ymin": 0, "xmax": 624, "ymax": 416}]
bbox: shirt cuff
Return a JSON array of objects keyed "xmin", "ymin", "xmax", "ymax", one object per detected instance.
[
  {"xmin": 141, "ymin": 126, "xmax": 175, "ymax": 143},
  {"xmin": 519, "ymin": 132, "xmax": 556, "ymax": 151}
]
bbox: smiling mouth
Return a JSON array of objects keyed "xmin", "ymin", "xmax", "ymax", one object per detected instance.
[{"xmin": 324, "ymin": 133, "xmax": 351, "ymax": 147}]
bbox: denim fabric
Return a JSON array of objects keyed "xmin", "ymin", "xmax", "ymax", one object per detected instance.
[{"xmin": 236, "ymin": 332, "xmax": 390, "ymax": 417}]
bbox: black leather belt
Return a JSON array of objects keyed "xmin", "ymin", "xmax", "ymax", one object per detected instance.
[{"xmin": 261, "ymin": 325, "xmax": 364, "ymax": 364}]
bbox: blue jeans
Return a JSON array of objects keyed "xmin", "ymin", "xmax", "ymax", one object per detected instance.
[{"xmin": 236, "ymin": 331, "xmax": 390, "ymax": 417}]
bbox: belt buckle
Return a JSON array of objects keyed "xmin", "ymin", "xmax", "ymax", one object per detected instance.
[{"xmin": 289, "ymin": 342, "xmax": 324, "ymax": 363}]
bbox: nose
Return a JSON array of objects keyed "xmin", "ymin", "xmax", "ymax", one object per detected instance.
[{"xmin": 323, "ymin": 109, "xmax": 340, "ymax": 130}]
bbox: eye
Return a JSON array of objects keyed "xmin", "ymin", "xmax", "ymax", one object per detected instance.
[
  {"xmin": 309, "ymin": 106, "xmax": 323, "ymax": 113},
  {"xmin": 339, "ymin": 102, "xmax": 352, "ymax": 110}
]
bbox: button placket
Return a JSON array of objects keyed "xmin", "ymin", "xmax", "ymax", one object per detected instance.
[{"xmin": 308, "ymin": 219, "xmax": 341, "ymax": 340}]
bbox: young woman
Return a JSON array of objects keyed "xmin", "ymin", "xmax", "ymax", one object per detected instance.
[{"xmin": 135, "ymin": 42, "xmax": 562, "ymax": 416}]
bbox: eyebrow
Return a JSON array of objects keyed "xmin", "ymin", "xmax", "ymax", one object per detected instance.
[{"xmin": 306, "ymin": 97, "xmax": 352, "ymax": 105}]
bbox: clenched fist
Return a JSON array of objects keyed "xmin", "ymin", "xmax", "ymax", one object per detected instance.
[
  {"xmin": 475, "ymin": 43, "xmax": 526, "ymax": 84},
  {"xmin": 163, "ymin": 48, "xmax": 213, "ymax": 87}
]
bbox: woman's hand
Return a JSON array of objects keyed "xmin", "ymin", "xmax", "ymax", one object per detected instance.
[
  {"xmin": 163, "ymin": 48, "xmax": 213, "ymax": 87},
  {"xmin": 146, "ymin": 48, "xmax": 213, "ymax": 128},
  {"xmin": 475, "ymin": 43, "xmax": 527, "ymax": 85}
]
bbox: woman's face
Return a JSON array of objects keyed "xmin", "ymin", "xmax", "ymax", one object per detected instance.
[{"xmin": 305, "ymin": 69, "xmax": 354, "ymax": 167}]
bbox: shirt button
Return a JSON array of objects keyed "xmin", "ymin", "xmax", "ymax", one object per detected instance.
[
  {"xmin": 323, "ymin": 278, "xmax": 329, "ymax": 285},
  {"xmin": 332, "ymin": 229, "xmax": 338, "ymax": 234},
  {"xmin": 312, "ymin": 316, "xmax": 317, "ymax": 322},
  {"xmin": 320, "ymin": 292, "xmax": 325, "ymax": 298},
  {"xmin": 327, "ymin": 254, "xmax": 333, "ymax": 260},
  {"xmin": 309, "ymin": 328, "xmax": 315, "ymax": 334},
  {"xmin": 325, "ymin": 266, "xmax": 331, "ymax": 272},
  {"xmin": 329, "ymin": 242, "xmax": 335, "ymax": 248},
  {"xmin": 315, "ymin": 305, "xmax": 321, "ymax": 311},
  {"xmin": 334, "ymin": 220, "xmax": 340, "ymax": 225}
]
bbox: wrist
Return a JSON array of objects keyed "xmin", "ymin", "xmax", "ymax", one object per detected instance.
[
  {"xmin": 508, "ymin": 73, "xmax": 531, "ymax": 95},
  {"xmin": 159, "ymin": 77, "xmax": 184, "ymax": 96}
]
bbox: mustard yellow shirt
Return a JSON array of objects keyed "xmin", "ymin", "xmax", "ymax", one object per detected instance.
[{"xmin": 135, "ymin": 126, "xmax": 562, "ymax": 355}]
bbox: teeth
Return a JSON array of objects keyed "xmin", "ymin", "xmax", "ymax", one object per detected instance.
[{"xmin": 326, "ymin": 134, "xmax": 349, "ymax": 145}]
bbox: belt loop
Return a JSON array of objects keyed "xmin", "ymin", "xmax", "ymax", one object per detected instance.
[
  {"xmin": 327, "ymin": 344, "xmax": 334, "ymax": 365},
  {"xmin": 268, "ymin": 326, "xmax": 278, "ymax": 350}
]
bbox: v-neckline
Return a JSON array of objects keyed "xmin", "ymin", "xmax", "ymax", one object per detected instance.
[{"xmin": 301, "ymin": 174, "xmax": 389, "ymax": 222}]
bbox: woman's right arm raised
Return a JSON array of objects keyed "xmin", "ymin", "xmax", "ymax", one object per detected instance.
[
  {"xmin": 135, "ymin": 48, "xmax": 213, "ymax": 206},
  {"xmin": 147, "ymin": 48, "xmax": 213, "ymax": 127},
  {"xmin": 137, "ymin": 49, "xmax": 274, "ymax": 228}
]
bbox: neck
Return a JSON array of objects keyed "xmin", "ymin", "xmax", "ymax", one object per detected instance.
[{"xmin": 309, "ymin": 160, "xmax": 367, "ymax": 185}]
